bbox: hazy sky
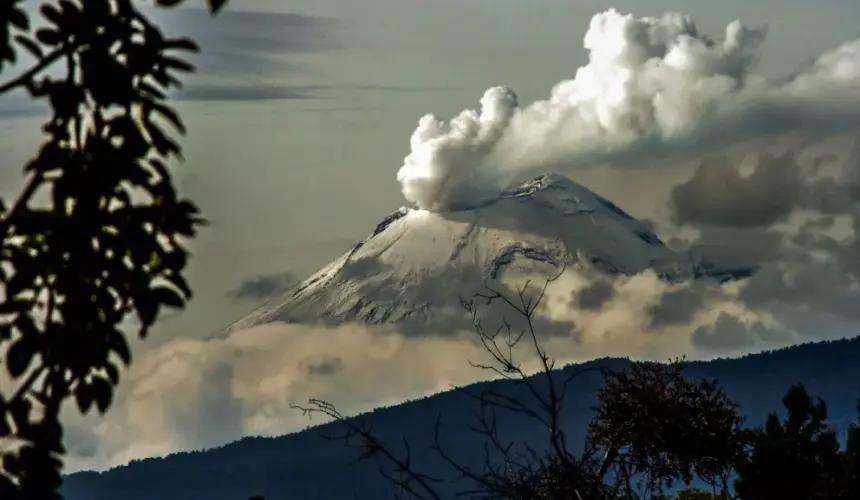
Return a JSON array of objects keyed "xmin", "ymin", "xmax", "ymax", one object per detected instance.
[{"xmin": 2, "ymin": 0, "xmax": 860, "ymax": 473}]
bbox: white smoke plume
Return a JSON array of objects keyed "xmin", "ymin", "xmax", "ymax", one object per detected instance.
[{"xmin": 397, "ymin": 9, "xmax": 860, "ymax": 212}]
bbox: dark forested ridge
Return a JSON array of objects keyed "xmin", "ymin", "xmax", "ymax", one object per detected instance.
[{"xmin": 61, "ymin": 336, "xmax": 860, "ymax": 500}]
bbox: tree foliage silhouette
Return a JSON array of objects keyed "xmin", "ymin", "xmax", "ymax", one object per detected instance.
[
  {"xmin": 0, "ymin": 0, "xmax": 229, "ymax": 497},
  {"xmin": 589, "ymin": 359, "xmax": 744, "ymax": 496},
  {"xmin": 734, "ymin": 384, "xmax": 860, "ymax": 500}
]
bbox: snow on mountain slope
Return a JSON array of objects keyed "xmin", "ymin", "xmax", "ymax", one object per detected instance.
[{"xmin": 223, "ymin": 174, "xmax": 756, "ymax": 334}]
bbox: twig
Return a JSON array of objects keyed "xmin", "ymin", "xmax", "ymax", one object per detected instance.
[{"xmin": 0, "ymin": 47, "xmax": 67, "ymax": 95}]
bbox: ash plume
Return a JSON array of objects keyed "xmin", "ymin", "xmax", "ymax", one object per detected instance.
[{"xmin": 397, "ymin": 9, "xmax": 860, "ymax": 212}]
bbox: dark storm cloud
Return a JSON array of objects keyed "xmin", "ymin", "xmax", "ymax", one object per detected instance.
[
  {"xmin": 574, "ymin": 279, "xmax": 615, "ymax": 311},
  {"xmin": 688, "ymin": 226, "xmax": 787, "ymax": 268},
  {"xmin": 661, "ymin": 135, "xmax": 860, "ymax": 347},
  {"xmin": 691, "ymin": 312, "xmax": 765, "ymax": 351},
  {"xmin": 670, "ymin": 153, "xmax": 804, "ymax": 228},
  {"xmin": 647, "ymin": 286, "xmax": 708, "ymax": 330},
  {"xmin": 228, "ymin": 272, "xmax": 297, "ymax": 301}
]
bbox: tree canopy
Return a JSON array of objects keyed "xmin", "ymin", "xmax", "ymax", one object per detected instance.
[{"xmin": 0, "ymin": 0, "xmax": 229, "ymax": 497}]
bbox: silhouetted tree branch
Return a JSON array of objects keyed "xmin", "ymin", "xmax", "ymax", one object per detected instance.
[
  {"xmin": 292, "ymin": 399, "xmax": 445, "ymax": 500},
  {"xmin": 294, "ymin": 269, "xmax": 623, "ymax": 500},
  {"xmin": 0, "ymin": 0, "xmax": 230, "ymax": 496}
]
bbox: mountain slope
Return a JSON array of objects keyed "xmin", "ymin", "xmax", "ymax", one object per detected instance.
[
  {"xmin": 225, "ymin": 173, "xmax": 755, "ymax": 334},
  {"xmin": 61, "ymin": 336, "xmax": 860, "ymax": 500}
]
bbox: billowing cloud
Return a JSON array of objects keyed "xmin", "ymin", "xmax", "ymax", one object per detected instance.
[{"xmin": 397, "ymin": 9, "xmax": 860, "ymax": 212}]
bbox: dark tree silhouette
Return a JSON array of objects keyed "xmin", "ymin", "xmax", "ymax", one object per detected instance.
[
  {"xmin": 0, "ymin": 0, "xmax": 228, "ymax": 497},
  {"xmin": 733, "ymin": 384, "xmax": 854, "ymax": 500},
  {"xmin": 842, "ymin": 402, "xmax": 860, "ymax": 500},
  {"xmin": 589, "ymin": 359, "xmax": 745, "ymax": 497}
]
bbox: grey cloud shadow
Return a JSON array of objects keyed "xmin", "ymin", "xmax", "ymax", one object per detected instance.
[
  {"xmin": 173, "ymin": 84, "xmax": 326, "ymax": 102},
  {"xmin": 302, "ymin": 355, "xmax": 344, "ymax": 377},
  {"xmin": 669, "ymin": 152, "xmax": 805, "ymax": 229},
  {"xmin": 573, "ymin": 278, "xmax": 616, "ymax": 311},
  {"xmin": 646, "ymin": 284, "xmax": 715, "ymax": 331},
  {"xmin": 339, "ymin": 83, "xmax": 465, "ymax": 93},
  {"xmin": 691, "ymin": 312, "xmax": 780, "ymax": 351},
  {"xmin": 171, "ymin": 80, "xmax": 466, "ymax": 103},
  {"xmin": 151, "ymin": 7, "xmax": 342, "ymax": 102},
  {"xmin": 159, "ymin": 8, "xmax": 341, "ymax": 60},
  {"xmin": 228, "ymin": 272, "xmax": 298, "ymax": 302}
]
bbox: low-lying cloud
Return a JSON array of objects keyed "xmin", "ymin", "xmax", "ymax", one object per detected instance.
[{"xmin": 62, "ymin": 264, "xmax": 776, "ymax": 473}]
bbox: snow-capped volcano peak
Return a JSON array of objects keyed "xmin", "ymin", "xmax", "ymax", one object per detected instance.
[{"xmin": 223, "ymin": 174, "xmax": 755, "ymax": 334}]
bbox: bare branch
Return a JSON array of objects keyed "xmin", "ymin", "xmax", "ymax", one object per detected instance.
[{"xmin": 291, "ymin": 399, "xmax": 445, "ymax": 500}]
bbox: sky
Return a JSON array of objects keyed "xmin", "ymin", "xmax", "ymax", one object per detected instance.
[{"xmin": 2, "ymin": 0, "xmax": 860, "ymax": 474}]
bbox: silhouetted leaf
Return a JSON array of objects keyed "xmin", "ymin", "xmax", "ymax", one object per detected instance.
[
  {"xmin": 8, "ymin": 8, "xmax": 30, "ymax": 30},
  {"xmin": 91, "ymin": 377, "xmax": 113, "ymax": 414},
  {"xmin": 143, "ymin": 99, "xmax": 185, "ymax": 134},
  {"xmin": 0, "ymin": 0, "xmax": 216, "ymax": 491},
  {"xmin": 135, "ymin": 292, "xmax": 158, "ymax": 328},
  {"xmin": 74, "ymin": 383, "xmax": 93, "ymax": 414},
  {"xmin": 207, "ymin": 0, "xmax": 229, "ymax": 15},
  {"xmin": 39, "ymin": 4, "xmax": 63, "ymax": 27},
  {"xmin": 163, "ymin": 37, "xmax": 200, "ymax": 53},
  {"xmin": 155, "ymin": 0, "xmax": 184, "ymax": 8},
  {"xmin": 152, "ymin": 285, "xmax": 184, "ymax": 308},
  {"xmin": 104, "ymin": 362, "xmax": 120, "ymax": 384},
  {"xmin": 161, "ymin": 55, "xmax": 194, "ymax": 73},
  {"xmin": 13, "ymin": 35, "xmax": 43, "ymax": 59},
  {"xmin": 0, "ymin": 324, "xmax": 12, "ymax": 341},
  {"xmin": 108, "ymin": 331, "xmax": 131, "ymax": 365},
  {"xmin": 6, "ymin": 335, "xmax": 38, "ymax": 378},
  {"xmin": 34, "ymin": 28, "xmax": 61, "ymax": 46}
]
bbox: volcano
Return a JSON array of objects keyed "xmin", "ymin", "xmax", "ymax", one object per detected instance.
[{"xmin": 223, "ymin": 174, "xmax": 756, "ymax": 335}]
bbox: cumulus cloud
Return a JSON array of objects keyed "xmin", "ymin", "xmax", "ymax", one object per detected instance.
[{"xmin": 397, "ymin": 9, "xmax": 860, "ymax": 212}]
